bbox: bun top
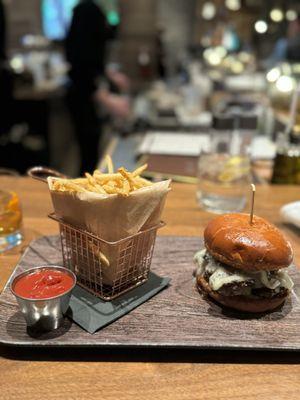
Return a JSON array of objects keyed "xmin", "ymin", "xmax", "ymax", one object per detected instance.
[{"xmin": 204, "ymin": 213, "xmax": 293, "ymax": 271}]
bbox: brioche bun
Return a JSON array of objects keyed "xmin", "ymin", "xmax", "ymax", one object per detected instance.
[
  {"xmin": 204, "ymin": 213, "xmax": 293, "ymax": 272},
  {"xmin": 197, "ymin": 275, "xmax": 288, "ymax": 313}
]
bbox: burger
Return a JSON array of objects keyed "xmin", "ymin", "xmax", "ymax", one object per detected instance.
[{"xmin": 194, "ymin": 213, "xmax": 294, "ymax": 313}]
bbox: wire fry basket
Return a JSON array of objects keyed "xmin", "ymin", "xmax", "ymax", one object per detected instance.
[{"xmin": 49, "ymin": 213, "xmax": 164, "ymax": 301}]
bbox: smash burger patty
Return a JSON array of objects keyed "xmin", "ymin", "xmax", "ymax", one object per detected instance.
[
  {"xmin": 194, "ymin": 249, "xmax": 293, "ymax": 298},
  {"xmin": 194, "ymin": 213, "xmax": 294, "ymax": 313}
]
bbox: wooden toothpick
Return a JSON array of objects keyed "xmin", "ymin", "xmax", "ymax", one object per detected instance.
[{"xmin": 250, "ymin": 184, "xmax": 256, "ymax": 225}]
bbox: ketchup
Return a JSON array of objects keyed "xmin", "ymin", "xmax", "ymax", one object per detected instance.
[{"xmin": 13, "ymin": 269, "xmax": 74, "ymax": 299}]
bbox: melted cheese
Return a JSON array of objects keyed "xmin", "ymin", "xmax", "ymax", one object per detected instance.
[
  {"xmin": 194, "ymin": 250, "xmax": 294, "ymax": 292},
  {"xmin": 275, "ymin": 270, "xmax": 294, "ymax": 291},
  {"xmin": 209, "ymin": 267, "xmax": 249, "ymax": 291},
  {"xmin": 260, "ymin": 271, "xmax": 280, "ymax": 290}
]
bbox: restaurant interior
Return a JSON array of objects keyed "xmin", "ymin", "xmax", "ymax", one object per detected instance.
[
  {"xmin": 1, "ymin": 1, "xmax": 300, "ymax": 399},
  {"xmin": 1, "ymin": 0, "xmax": 300, "ymax": 180}
]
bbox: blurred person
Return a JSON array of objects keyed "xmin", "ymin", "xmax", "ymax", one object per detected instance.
[
  {"xmin": 265, "ymin": 16, "xmax": 300, "ymax": 67},
  {"xmin": 265, "ymin": 38, "xmax": 287, "ymax": 67},
  {"xmin": 0, "ymin": 0, "xmax": 13, "ymax": 136},
  {"xmin": 0, "ymin": 0, "xmax": 5, "ymax": 61},
  {"xmin": 155, "ymin": 27, "xmax": 166, "ymax": 79},
  {"xmin": 66, "ymin": 0, "xmax": 130, "ymax": 174},
  {"xmin": 105, "ymin": 65, "xmax": 131, "ymax": 93},
  {"xmin": 287, "ymin": 16, "xmax": 300, "ymax": 61}
]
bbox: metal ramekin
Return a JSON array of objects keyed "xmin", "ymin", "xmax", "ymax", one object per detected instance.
[{"xmin": 10, "ymin": 266, "xmax": 76, "ymax": 332}]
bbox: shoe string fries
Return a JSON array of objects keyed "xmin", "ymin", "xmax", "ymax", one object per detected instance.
[{"xmin": 51, "ymin": 156, "xmax": 152, "ymax": 196}]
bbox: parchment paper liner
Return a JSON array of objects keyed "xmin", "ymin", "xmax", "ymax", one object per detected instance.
[{"xmin": 48, "ymin": 178, "xmax": 171, "ymax": 285}]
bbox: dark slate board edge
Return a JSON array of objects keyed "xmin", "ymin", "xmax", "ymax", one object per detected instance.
[{"xmin": 1, "ymin": 338, "xmax": 300, "ymax": 351}]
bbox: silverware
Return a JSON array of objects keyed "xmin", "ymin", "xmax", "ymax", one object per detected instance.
[{"xmin": 10, "ymin": 266, "xmax": 76, "ymax": 332}]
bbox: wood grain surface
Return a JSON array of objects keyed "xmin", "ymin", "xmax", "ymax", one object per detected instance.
[
  {"xmin": 1, "ymin": 235, "xmax": 300, "ymax": 350},
  {"xmin": 1, "ymin": 177, "xmax": 300, "ymax": 399}
]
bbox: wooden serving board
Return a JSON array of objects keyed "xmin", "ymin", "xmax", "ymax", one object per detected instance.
[{"xmin": 1, "ymin": 235, "xmax": 300, "ymax": 350}]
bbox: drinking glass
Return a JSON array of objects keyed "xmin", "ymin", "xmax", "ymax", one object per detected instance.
[
  {"xmin": 0, "ymin": 190, "xmax": 23, "ymax": 252},
  {"xmin": 196, "ymin": 131, "xmax": 251, "ymax": 214}
]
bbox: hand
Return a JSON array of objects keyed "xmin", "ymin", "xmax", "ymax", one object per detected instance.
[
  {"xmin": 96, "ymin": 89, "xmax": 131, "ymax": 119},
  {"xmin": 107, "ymin": 95, "xmax": 130, "ymax": 119},
  {"xmin": 106, "ymin": 70, "xmax": 131, "ymax": 92}
]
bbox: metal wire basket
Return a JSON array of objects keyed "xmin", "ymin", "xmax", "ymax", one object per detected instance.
[{"xmin": 49, "ymin": 213, "xmax": 164, "ymax": 301}]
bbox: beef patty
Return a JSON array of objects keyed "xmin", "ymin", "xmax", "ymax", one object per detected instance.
[{"xmin": 203, "ymin": 270, "xmax": 287, "ymax": 299}]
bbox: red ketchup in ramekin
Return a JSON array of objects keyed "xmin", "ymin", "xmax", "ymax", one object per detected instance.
[{"xmin": 13, "ymin": 269, "xmax": 75, "ymax": 299}]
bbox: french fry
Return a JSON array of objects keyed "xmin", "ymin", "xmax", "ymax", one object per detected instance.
[
  {"xmin": 134, "ymin": 176, "xmax": 152, "ymax": 187},
  {"xmin": 60, "ymin": 181, "xmax": 89, "ymax": 193},
  {"xmin": 88, "ymin": 242, "xmax": 110, "ymax": 267},
  {"xmin": 51, "ymin": 155, "xmax": 153, "ymax": 196},
  {"xmin": 85, "ymin": 172, "xmax": 95, "ymax": 185},
  {"xmin": 72, "ymin": 178, "xmax": 89, "ymax": 184},
  {"xmin": 105, "ymin": 180, "xmax": 117, "ymax": 188},
  {"xmin": 105, "ymin": 155, "xmax": 114, "ymax": 174},
  {"xmin": 118, "ymin": 167, "xmax": 135, "ymax": 190},
  {"xmin": 116, "ymin": 179, "xmax": 130, "ymax": 197},
  {"xmin": 94, "ymin": 173, "xmax": 122, "ymax": 183},
  {"xmin": 85, "ymin": 173, "xmax": 107, "ymax": 194},
  {"xmin": 132, "ymin": 164, "xmax": 148, "ymax": 177},
  {"xmin": 99, "ymin": 251, "xmax": 110, "ymax": 267},
  {"xmin": 93, "ymin": 184, "xmax": 107, "ymax": 194},
  {"xmin": 102, "ymin": 184, "xmax": 126, "ymax": 196},
  {"xmin": 123, "ymin": 179, "xmax": 130, "ymax": 195}
]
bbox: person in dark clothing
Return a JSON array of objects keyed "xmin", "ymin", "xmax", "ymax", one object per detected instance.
[
  {"xmin": 66, "ymin": 0, "xmax": 130, "ymax": 174},
  {"xmin": 0, "ymin": 0, "xmax": 13, "ymax": 135},
  {"xmin": 66, "ymin": 0, "xmax": 110, "ymax": 95},
  {"xmin": 286, "ymin": 17, "xmax": 300, "ymax": 62},
  {"xmin": 0, "ymin": 0, "xmax": 6, "ymax": 61},
  {"xmin": 265, "ymin": 16, "xmax": 300, "ymax": 67},
  {"xmin": 155, "ymin": 28, "xmax": 166, "ymax": 79},
  {"xmin": 65, "ymin": 0, "xmax": 111, "ymax": 174}
]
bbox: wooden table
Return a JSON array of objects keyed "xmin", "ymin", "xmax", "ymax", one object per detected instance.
[{"xmin": 1, "ymin": 177, "xmax": 300, "ymax": 400}]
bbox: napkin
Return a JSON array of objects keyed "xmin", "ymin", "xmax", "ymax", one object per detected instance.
[
  {"xmin": 280, "ymin": 201, "xmax": 300, "ymax": 229},
  {"xmin": 67, "ymin": 272, "xmax": 170, "ymax": 334}
]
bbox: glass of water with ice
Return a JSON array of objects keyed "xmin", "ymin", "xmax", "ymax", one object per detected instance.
[{"xmin": 197, "ymin": 130, "xmax": 251, "ymax": 214}]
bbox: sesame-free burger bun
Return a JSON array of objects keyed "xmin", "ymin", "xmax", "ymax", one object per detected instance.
[{"xmin": 204, "ymin": 213, "xmax": 293, "ymax": 272}]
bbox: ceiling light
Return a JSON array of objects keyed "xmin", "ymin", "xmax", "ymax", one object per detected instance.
[
  {"xmin": 286, "ymin": 10, "xmax": 297, "ymax": 22},
  {"xmin": 266, "ymin": 68, "xmax": 280, "ymax": 82},
  {"xmin": 231, "ymin": 61, "xmax": 244, "ymax": 74},
  {"xmin": 276, "ymin": 76, "xmax": 294, "ymax": 93},
  {"xmin": 202, "ymin": 2, "xmax": 216, "ymax": 20},
  {"xmin": 225, "ymin": 0, "xmax": 241, "ymax": 11},
  {"xmin": 270, "ymin": 8, "xmax": 284, "ymax": 23},
  {"xmin": 203, "ymin": 48, "xmax": 222, "ymax": 66},
  {"xmin": 215, "ymin": 46, "xmax": 227, "ymax": 58},
  {"xmin": 255, "ymin": 20, "xmax": 268, "ymax": 34}
]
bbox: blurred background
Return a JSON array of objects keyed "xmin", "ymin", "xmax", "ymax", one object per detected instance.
[{"xmin": 1, "ymin": 0, "xmax": 300, "ymax": 184}]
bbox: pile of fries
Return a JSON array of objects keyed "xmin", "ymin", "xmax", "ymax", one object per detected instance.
[{"xmin": 52, "ymin": 156, "xmax": 152, "ymax": 197}]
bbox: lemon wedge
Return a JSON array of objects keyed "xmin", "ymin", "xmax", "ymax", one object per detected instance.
[{"xmin": 218, "ymin": 156, "xmax": 250, "ymax": 183}]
